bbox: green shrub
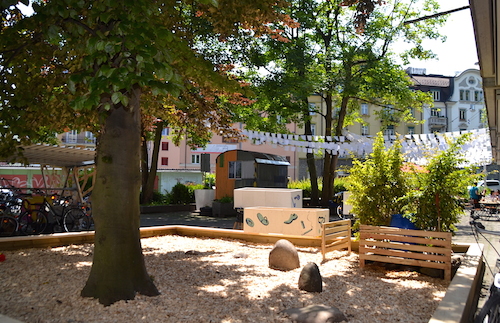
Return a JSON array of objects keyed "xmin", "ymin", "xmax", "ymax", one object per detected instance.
[
  {"xmin": 140, "ymin": 190, "xmax": 166, "ymax": 205},
  {"xmin": 216, "ymin": 195, "xmax": 233, "ymax": 203},
  {"xmin": 165, "ymin": 183, "xmax": 193, "ymax": 205},
  {"xmin": 288, "ymin": 178, "xmax": 315, "ymax": 198},
  {"xmin": 288, "ymin": 176, "xmax": 349, "ymax": 199},
  {"xmin": 346, "ymin": 132, "xmax": 410, "ymax": 227}
]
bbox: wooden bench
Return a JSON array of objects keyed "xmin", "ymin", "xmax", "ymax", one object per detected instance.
[
  {"xmin": 359, "ymin": 225, "xmax": 452, "ymax": 280},
  {"xmin": 321, "ymin": 219, "xmax": 351, "ymax": 261}
]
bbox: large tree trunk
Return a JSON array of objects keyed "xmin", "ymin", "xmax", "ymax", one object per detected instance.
[
  {"xmin": 321, "ymin": 93, "xmax": 350, "ymax": 206},
  {"xmin": 81, "ymin": 86, "xmax": 159, "ymax": 306},
  {"xmin": 321, "ymin": 93, "xmax": 334, "ymax": 206},
  {"xmin": 303, "ymin": 113, "xmax": 319, "ymax": 206},
  {"xmin": 141, "ymin": 121, "xmax": 163, "ymax": 204}
]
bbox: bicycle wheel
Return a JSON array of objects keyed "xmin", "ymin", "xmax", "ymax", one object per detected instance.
[
  {"xmin": 18, "ymin": 210, "xmax": 48, "ymax": 235},
  {"xmin": 63, "ymin": 208, "xmax": 90, "ymax": 232},
  {"xmin": 476, "ymin": 292, "xmax": 500, "ymax": 323},
  {"xmin": 0, "ymin": 215, "xmax": 17, "ymax": 237}
]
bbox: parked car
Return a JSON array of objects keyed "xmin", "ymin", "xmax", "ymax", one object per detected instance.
[{"xmin": 478, "ymin": 180, "xmax": 500, "ymax": 193}]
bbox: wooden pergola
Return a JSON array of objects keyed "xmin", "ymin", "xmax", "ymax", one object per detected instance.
[{"xmin": 2, "ymin": 144, "xmax": 96, "ymax": 203}]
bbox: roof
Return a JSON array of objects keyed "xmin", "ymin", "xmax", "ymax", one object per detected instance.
[
  {"xmin": 239, "ymin": 150, "xmax": 291, "ymax": 166},
  {"xmin": 4, "ymin": 144, "xmax": 95, "ymax": 167},
  {"xmin": 411, "ymin": 75, "xmax": 451, "ymax": 87}
]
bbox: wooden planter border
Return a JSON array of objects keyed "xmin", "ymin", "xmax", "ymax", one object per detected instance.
[{"xmin": 359, "ymin": 224, "xmax": 452, "ymax": 280}]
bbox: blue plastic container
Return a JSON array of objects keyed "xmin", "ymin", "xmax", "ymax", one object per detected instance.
[{"xmin": 390, "ymin": 214, "xmax": 418, "ymax": 230}]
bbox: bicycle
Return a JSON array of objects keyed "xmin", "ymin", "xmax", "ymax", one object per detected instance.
[
  {"xmin": 0, "ymin": 181, "xmax": 47, "ymax": 236},
  {"xmin": 470, "ymin": 215, "xmax": 500, "ymax": 322},
  {"xmin": 26, "ymin": 191, "xmax": 91, "ymax": 233},
  {"xmin": 0, "ymin": 213, "xmax": 18, "ymax": 237}
]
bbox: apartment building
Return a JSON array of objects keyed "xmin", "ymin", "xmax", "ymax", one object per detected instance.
[{"xmin": 407, "ymin": 68, "xmax": 486, "ymax": 133}]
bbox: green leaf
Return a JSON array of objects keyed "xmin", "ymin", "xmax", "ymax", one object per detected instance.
[
  {"xmin": 67, "ymin": 80, "xmax": 76, "ymax": 94},
  {"xmin": 111, "ymin": 92, "xmax": 122, "ymax": 104},
  {"xmin": 120, "ymin": 95, "xmax": 129, "ymax": 107}
]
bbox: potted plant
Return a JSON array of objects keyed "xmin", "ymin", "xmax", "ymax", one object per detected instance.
[
  {"xmin": 346, "ymin": 132, "xmax": 411, "ymax": 228},
  {"xmin": 401, "ymin": 134, "xmax": 478, "ymax": 232},
  {"xmin": 347, "ymin": 132, "xmax": 478, "ymax": 233},
  {"xmin": 212, "ymin": 195, "xmax": 237, "ymax": 217},
  {"xmin": 194, "ymin": 174, "xmax": 215, "ymax": 211}
]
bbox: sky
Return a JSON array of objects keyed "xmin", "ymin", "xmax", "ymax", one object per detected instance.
[{"xmin": 398, "ymin": 0, "xmax": 479, "ymax": 76}]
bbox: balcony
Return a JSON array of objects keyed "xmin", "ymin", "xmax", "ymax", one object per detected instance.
[
  {"xmin": 60, "ymin": 137, "xmax": 96, "ymax": 146},
  {"xmin": 428, "ymin": 116, "xmax": 447, "ymax": 126}
]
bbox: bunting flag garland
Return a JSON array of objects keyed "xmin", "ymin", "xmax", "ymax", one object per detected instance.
[{"xmin": 241, "ymin": 128, "xmax": 493, "ymax": 166}]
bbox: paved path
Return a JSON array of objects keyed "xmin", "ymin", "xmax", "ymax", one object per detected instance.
[
  {"xmin": 450, "ymin": 208, "xmax": 500, "ymax": 316},
  {"xmin": 140, "ymin": 211, "xmax": 236, "ymax": 229}
]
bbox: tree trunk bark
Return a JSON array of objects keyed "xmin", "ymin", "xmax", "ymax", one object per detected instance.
[
  {"xmin": 303, "ymin": 108, "xmax": 319, "ymax": 206},
  {"xmin": 141, "ymin": 122, "xmax": 163, "ymax": 204},
  {"xmin": 81, "ymin": 86, "xmax": 159, "ymax": 306},
  {"xmin": 140, "ymin": 134, "xmax": 149, "ymax": 203},
  {"xmin": 321, "ymin": 93, "xmax": 334, "ymax": 206},
  {"xmin": 321, "ymin": 94, "xmax": 349, "ymax": 206}
]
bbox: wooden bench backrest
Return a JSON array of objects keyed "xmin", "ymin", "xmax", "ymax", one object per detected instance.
[{"xmin": 359, "ymin": 224, "xmax": 452, "ymax": 280}]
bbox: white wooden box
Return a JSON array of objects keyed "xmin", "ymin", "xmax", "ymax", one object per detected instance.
[{"xmin": 233, "ymin": 188, "xmax": 302, "ymax": 208}]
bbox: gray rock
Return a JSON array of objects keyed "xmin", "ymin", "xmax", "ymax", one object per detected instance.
[
  {"xmin": 298, "ymin": 262, "xmax": 322, "ymax": 292},
  {"xmin": 269, "ymin": 239, "xmax": 300, "ymax": 271},
  {"xmin": 282, "ymin": 304, "xmax": 348, "ymax": 323}
]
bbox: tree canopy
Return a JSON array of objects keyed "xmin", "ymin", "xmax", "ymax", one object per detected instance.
[
  {"xmin": 225, "ymin": 0, "xmax": 446, "ymax": 204},
  {"xmin": 0, "ymin": 0, "xmax": 290, "ymax": 305}
]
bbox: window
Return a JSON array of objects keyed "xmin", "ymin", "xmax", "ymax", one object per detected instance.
[
  {"xmin": 361, "ymin": 125, "xmax": 369, "ymax": 136},
  {"xmin": 460, "ymin": 89, "xmax": 470, "ymax": 101},
  {"xmin": 84, "ymin": 131, "xmax": 96, "ymax": 144},
  {"xmin": 191, "ymin": 154, "xmax": 200, "ymax": 164},
  {"xmin": 308, "ymin": 103, "xmax": 316, "ymax": 115},
  {"xmin": 161, "ymin": 142, "xmax": 169, "ymax": 150},
  {"xmin": 409, "ymin": 107, "xmax": 415, "ymax": 117},
  {"xmin": 430, "ymin": 108, "xmax": 440, "ymax": 117},
  {"xmin": 161, "ymin": 128, "xmax": 170, "ymax": 136},
  {"xmin": 310, "ymin": 124, "xmax": 316, "ymax": 136},
  {"xmin": 383, "ymin": 125, "xmax": 395, "ymax": 137},
  {"xmin": 161, "ymin": 157, "xmax": 168, "ymax": 166},
  {"xmin": 361, "ymin": 103, "xmax": 369, "ymax": 115},
  {"xmin": 407, "ymin": 126, "xmax": 415, "ymax": 135},
  {"xmin": 474, "ymin": 90, "xmax": 483, "ymax": 101},
  {"xmin": 431, "ymin": 90, "xmax": 440, "ymax": 101},
  {"xmin": 228, "ymin": 161, "xmax": 242, "ymax": 179},
  {"xmin": 66, "ymin": 130, "xmax": 78, "ymax": 143},
  {"xmin": 459, "ymin": 108, "xmax": 467, "ymax": 121}
]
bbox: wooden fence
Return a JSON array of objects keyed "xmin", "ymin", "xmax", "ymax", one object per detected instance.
[
  {"xmin": 359, "ymin": 225, "xmax": 452, "ymax": 280},
  {"xmin": 321, "ymin": 219, "xmax": 352, "ymax": 261}
]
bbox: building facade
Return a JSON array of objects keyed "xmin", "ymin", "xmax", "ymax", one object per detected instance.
[{"xmin": 55, "ymin": 68, "xmax": 487, "ymax": 186}]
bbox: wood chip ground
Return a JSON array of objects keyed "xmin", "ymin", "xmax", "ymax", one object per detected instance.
[{"xmin": 0, "ymin": 235, "xmax": 448, "ymax": 323}]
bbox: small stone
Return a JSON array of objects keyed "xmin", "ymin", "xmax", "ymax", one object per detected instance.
[
  {"xmin": 233, "ymin": 252, "xmax": 248, "ymax": 258},
  {"xmin": 269, "ymin": 239, "xmax": 300, "ymax": 271},
  {"xmin": 298, "ymin": 262, "xmax": 323, "ymax": 292},
  {"xmin": 282, "ymin": 304, "xmax": 348, "ymax": 323}
]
